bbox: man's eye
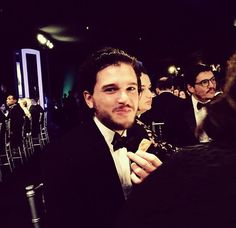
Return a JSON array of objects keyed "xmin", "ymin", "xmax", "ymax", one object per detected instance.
[
  {"xmin": 104, "ymin": 87, "xmax": 117, "ymax": 93},
  {"xmin": 127, "ymin": 86, "xmax": 137, "ymax": 91},
  {"xmin": 201, "ymin": 80, "xmax": 208, "ymax": 85}
]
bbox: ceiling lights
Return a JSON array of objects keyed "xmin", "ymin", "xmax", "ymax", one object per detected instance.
[{"xmin": 37, "ymin": 33, "xmax": 54, "ymax": 49}]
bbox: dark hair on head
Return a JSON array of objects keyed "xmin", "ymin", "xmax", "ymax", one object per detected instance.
[
  {"xmin": 78, "ymin": 47, "xmax": 141, "ymax": 95},
  {"xmin": 137, "ymin": 61, "xmax": 148, "ymax": 75},
  {"xmin": 201, "ymin": 51, "xmax": 236, "ymax": 141},
  {"xmin": 76, "ymin": 47, "xmax": 141, "ymax": 121},
  {"xmin": 156, "ymin": 76, "xmax": 173, "ymax": 90},
  {"xmin": 8, "ymin": 93, "xmax": 18, "ymax": 101},
  {"xmin": 184, "ymin": 64, "xmax": 213, "ymax": 86},
  {"xmin": 225, "ymin": 52, "xmax": 236, "ymax": 104}
]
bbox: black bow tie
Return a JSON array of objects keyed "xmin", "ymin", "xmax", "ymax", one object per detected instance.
[
  {"xmin": 111, "ymin": 132, "xmax": 128, "ymax": 151},
  {"xmin": 197, "ymin": 102, "xmax": 208, "ymax": 110}
]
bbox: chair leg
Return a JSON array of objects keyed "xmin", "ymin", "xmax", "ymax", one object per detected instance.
[{"xmin": 25, "ymin": 183, "xmax": 45, "ymax": 228}]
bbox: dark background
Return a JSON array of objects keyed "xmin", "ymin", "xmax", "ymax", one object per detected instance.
[
  {"xmin": 0, "ymin": 2, "xmax": 236, "ymax": 227},
  {"xmin": 1, "ymin": 0, "xmax": 236, "ymax": 100}
]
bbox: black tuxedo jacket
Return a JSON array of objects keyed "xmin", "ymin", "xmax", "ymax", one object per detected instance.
[
  {"xmin": 141, "ymin": 92, "xmax": 187, "ymax": 146},
  {"xmin": 114, "ymin": 140, "xmax": 236, "ymax": 228},
  {"xmin": 29, "ymin": 104, "xmax": 44, "ymax": 136},
  {"xmin": 7, "ymin": 103, "xmax": 25, "ymax": 147},
  {"xmin": 41, "ymin": 119, "xmax": 125, "ymax": 228},
  {"xmin": 0, "ymin": 111, "xmax": 6, "ymax": 153},
  {"xmin": 179, "ymin": 97, "xmax": 200, "ymax": 146}
]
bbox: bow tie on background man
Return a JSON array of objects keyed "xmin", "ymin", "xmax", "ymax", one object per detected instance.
[
  {"xmin": 197, "ymin": 102, "xmax": 208, "ymax": 110},
  {"xmin": 112, "ymin": 132, "xmax": 129, "ymax": 151}
]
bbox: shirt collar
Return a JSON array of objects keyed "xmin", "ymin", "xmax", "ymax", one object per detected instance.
[
  {"xmin": 93, "ymin": 116, "xmax": 127, "ymax": 150},
  {"xmin": 191, "ymin": 95, "xmax": 210, "ymax": 111}
]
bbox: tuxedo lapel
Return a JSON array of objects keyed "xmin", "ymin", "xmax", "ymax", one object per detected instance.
[
  {"xmin": 185, "ymin": 105, "xmax": 196, "ymax": 135},
  {"xmin": 81, "ymin": 120, "xmax": 125, "ymax": 199},
  {"xmin": 183, "ymin": 98, "xmax": 196, "ymax": 135},
  {"xmin": 42, "ymin": 118, "xmax": 126, "ymax": 228}
]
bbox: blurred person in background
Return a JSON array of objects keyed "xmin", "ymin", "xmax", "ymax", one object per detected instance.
[
  {"xmin": 128, "ymin": 65, "xmax": 179, "ymax": 162},
  {"xmin": 6, "ymin": 94, "xmax": 25, "ymax": 149},
  {"xmin": 141, "ymin": 76, "xmax": 186, "ymax": 146}
]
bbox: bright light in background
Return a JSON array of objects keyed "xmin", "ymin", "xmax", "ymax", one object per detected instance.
[
  {"xmin": 48, "ymin": 42, "xmax": 54, "ymax": 49},
  {"xmin": 37, "ymin": 34, "xmax": 47, "ymax": 45},
  {"xmin": 21, "ymin": 48, "xmax": 45, "ymax": 108},
  {"xmin": 234, "ymin": 19, "xmax": 236, "ymax": 27},
  {"xmin": 37, "ymin": 33, "xmax": 54, "ymax": 49},
  {"xmin": 16, "ymin": 62, "xmax": 23, "ymax": 97},
  {"xmin": 168, "ymin": 65, "xmax": 177, "ymax": 74}
]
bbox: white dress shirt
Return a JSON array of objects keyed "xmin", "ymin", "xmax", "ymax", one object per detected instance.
[
  {"xmin": 94, "ymin": 116, "xmax": 132, "ymax": 199},
  {"xmin": 192, "ymin": 96, "xmax": 211, "ymax": 143}
]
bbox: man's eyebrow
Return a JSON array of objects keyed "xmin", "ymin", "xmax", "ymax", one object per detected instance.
[
  {"xmin": 102, "ymin": 82, "xmax": 138, "ymax": 89},
  {"xmin": 128, "ymin": 82, "xmax": 138, "ymax": 86},
  {"xmin": 101, "ymin": 84, "xmax": 117, "ymax": 89}
]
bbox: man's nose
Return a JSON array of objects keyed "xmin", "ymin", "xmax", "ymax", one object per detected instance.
[
  {"xmin": 208, "ymin": 80, "xmax": 216, "ymax": 88},
  {"xmin": 117, "ymin": 91, "xmax": 129, "ymax": 102}
]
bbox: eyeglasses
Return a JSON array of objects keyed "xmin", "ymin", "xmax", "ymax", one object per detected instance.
[{"xmin": 195, "ymin": 76, "xmax": 216, "ymax": 87}]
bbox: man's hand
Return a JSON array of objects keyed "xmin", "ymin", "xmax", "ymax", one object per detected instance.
[{"xmin": 127, "ymin": 151, "xmax": 162, "ymax": 184}]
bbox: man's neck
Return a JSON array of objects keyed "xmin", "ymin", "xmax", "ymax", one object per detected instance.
[
  {"xmin": 192, "ymin": 94, "xmax": 210, "ymax": 103},
  {"xmin": 93, "ymin": 116, "xmax": 127, "ymax": 136}
]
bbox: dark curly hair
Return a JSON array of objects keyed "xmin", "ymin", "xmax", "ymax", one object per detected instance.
[{"xmin": 202, "ymin": 52, "xmax": 236, "ymax": 141}]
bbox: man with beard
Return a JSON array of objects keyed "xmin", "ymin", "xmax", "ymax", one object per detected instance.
[
  {"xmin": 177, "ymin": 64, "xmax": 217, "ymax": 146},
  {"xmin": 41, "ymin": 47, "xmax": 161, "ymax": 228}
]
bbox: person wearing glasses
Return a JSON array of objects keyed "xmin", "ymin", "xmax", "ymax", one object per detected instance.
[{"xmin": 179, "ymin": 64, "xmax": 217, "ymax": 145}]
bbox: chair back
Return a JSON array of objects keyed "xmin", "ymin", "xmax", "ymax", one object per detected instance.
[{"xmin": 151, "ymin": 121, "xmax": 165, "ymax": 141}]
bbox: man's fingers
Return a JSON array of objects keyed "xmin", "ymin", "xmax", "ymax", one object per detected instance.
[
  {"xmin": 128, "ymin": 151, "xmax": 162, "ymax": 184},
  {"xmin": 127, "ymin": 151, "xmax": 162, "ymax": 173},
  {"xmin": 131, "ymin": 162, "xmax": 148, "ymax": 178},
  {"xmin": 135, "ymin": 150, "xmax": 162, "ymax": 168},
  {"xmin": 130, "ymin": 162, "xmax": 149, "ymax": 184},
  {"xmin": 130, "ymin": 171, "xmax": 142, "ymax": 184}
]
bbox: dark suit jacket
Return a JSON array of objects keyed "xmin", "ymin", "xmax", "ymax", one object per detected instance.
[
  {"xmin": 114, "ymin": 140, "xmax": 236, "ymax": 228},
  {"xmin": 140, "ymin": 92, "xmax": 188, "ymax": 146},
  {"xmin": 41, "ymin": 119, "xmax": 125, "ymax": 228},
  {"xmin": 0, "ymin": 111, "xmax": 6, "ymax": 153},
  {"xmin": 29, "ymin": 104, "xmax": 44, "ymax": 137},
  {"xmin": 178, "ymin": 97, "xmax": 200, "ymax": 146},
  {"xmin": 7, "ymin": 103, "xmax": 25, "ymax": 147}
]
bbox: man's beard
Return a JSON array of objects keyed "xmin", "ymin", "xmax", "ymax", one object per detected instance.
[{"xmin": 95, "ymin": 109, "xmax": 135, "ymax": 131}]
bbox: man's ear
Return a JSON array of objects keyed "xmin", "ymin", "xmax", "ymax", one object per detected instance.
[
  {"xmin": 83, "ymin": 91, "xmax": 94, "ymax": 109},
  {"xmin": 187, "ymin": 84, "xmax": 194, "ymax": 94}
]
